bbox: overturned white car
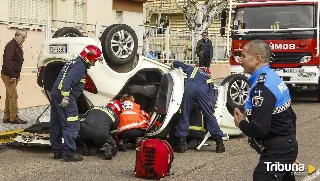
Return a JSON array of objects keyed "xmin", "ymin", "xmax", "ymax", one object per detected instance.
[{"xmin": 13, "ymin": 24, "xmax": 251, "ymax": 149}]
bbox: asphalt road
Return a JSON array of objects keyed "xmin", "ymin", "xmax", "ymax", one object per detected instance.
[{"xmin": 0, "ymin": 96, "xmax": 320, "ymax": 181}]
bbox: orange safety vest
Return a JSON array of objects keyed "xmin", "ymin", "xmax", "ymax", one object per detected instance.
[{"xmin": 118, "ymin": 101, "xmax": 150, "ymax": 134}]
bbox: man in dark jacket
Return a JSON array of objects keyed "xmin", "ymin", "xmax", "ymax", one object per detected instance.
[
  {"xmin": 1, "ymin": 29, "xmax": 27, "ymax": 124},
  {"xmin": 196, "ymin": 32, "xmax": 213, "ymax": 68},
  {"xmin": 50, "ymin": 45, "xmax": 103, "ymax": 162}
]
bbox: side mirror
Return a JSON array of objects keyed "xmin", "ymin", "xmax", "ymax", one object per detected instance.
[{"xmin": 220, "ymin": 9, "xmax": 227, "ymax": 36}]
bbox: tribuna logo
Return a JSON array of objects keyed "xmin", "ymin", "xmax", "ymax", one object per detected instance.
[{"xmin": 265, "ymin": 162, "xmax": 305, "ymax": 172}]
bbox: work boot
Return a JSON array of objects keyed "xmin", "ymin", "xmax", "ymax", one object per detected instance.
[
  {"xmin": 53, "ymin": 152, "xmax": 62, "ymax": 159},
  {"xmin": 174, "ymin": 137, "xmax": 188, "ymax": 153},
  {"xmin": 103, "ymin": 143, "xmax": 113, "ymax": 160},
  {"xmin": 117, "ymin": 139, "xmax": 127, "ymax": 152},
  {"xmin": 215, "ymin": 137, "xmax": 225, "ymax": 153},
  {"xmin": 62, "ymin": 154, "xmax": 83, "ymax": 162},
  {"xmin": 111, "ymin": 144, "xmax": 118, "ymax": 156}
]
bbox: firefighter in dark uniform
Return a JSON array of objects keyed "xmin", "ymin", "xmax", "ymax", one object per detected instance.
[
  {"xmin": 79, "ymin": 105, "xmax": 119, "ymax": 160},
  {"xmin": 50, "ymin": 45, "xmax": 103, "ymax": 162},
  {"xmin": 172, "ymin": 61, "xmax": 225, "ymax": 153},
  {"xmin": 187, "ymin": 104, "xmax": 206, "ymax": 149},
  {"xmin": 234, "ymin": 39, "xmax": 298, "ymax": 181}
]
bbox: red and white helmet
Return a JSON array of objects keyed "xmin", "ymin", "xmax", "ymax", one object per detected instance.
[
  {"xmin": 200, "ymin": 67, "xmax": 211, "ymax": 75},
  {"xmin": 106, "ymin": 100, "xmax": 123, "ymax": 117},
  {"xmin": 80, "ymin": 45, "xmax": 103, "ymax": 63}
]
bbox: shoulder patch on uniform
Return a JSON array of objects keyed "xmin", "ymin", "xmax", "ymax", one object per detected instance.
[
  {"xmin": 252, "ymin": 96, "xmax": 264, "ymax": 107},
  {"xmin": 257, "ymin": 73, "xmax": 266, "ymax": 84}
]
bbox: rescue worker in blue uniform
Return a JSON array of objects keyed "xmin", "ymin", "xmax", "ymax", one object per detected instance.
[
  {"xmin": 50, "ymin": 45, "xmax": 103, "ymax": 162},
  {"xmin": 233, "ymin": 39, "xmax": 298, "ymax": 181},
  {"xmin": 172, "ymin": 61, "xmax": 225, "ymax": 153}
]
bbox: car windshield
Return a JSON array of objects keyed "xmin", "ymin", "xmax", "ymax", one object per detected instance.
[{"xmin": 233, "ymin": 5, "xmax": 314, "ymax": 30}]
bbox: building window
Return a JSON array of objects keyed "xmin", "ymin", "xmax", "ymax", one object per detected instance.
[{"xmin": 9, "ymin": 0, "xmax": 52, "ymax": 24}]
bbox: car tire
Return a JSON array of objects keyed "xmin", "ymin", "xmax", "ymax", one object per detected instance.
[
  {"xmin": 101, "ymin": 24, "xmax": 138, "ymax": 65},
  {"xmin": 52, "ymin": 27, "xmax": 84, "ymax": 38},
  {"xmin": 220, "ymin": 74, "xmax": 238, "ymax": 86},
  {"xmin": 226, "ymin": 74, "xmax": 251, "ymax": 111},
  {"xmin": 99, "ymin": 24, "xmax": 120, "ymax": 65}
]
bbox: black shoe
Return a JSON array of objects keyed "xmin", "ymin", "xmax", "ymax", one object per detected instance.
[
  {"xmin": 111, "ymin": 144, "xmax": 118, "ymax": 156},
  {"xmin": 103, "ymin": 143, "xmax": 113, "ymax": 160},
  {"xmin": 174, "ymin": 137, "xmax": 188, "ymax": 153},
  {"xmin": 53, "ymin": 153, "xmax": 62, "ymax": 159},
  {"xmin": 62, "ymin": 154, "xmax": 83, "ymax": 162},
  {"xmin": 188, "ymin": 139, "xmax": 200, "ymax": 149},
  {"xmin": 117, "ymin": 139, "xmax": 127, "ymax": 152},
  {"xmin": 215, "ymin": 138, "xmax": 225, "ymax": 153}
]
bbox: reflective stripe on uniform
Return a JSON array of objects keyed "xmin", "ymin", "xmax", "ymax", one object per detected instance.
[
  {"xmin": 121, "ymin": 111, "xmax": 137, "ymax": 115},
  {"xmin": 80, "ymin": 78, "xmax": 86, "ymax": 83},
  {"xmin": 189, "ymin": 114, "xmax": 206, "ymax": 132},
  {"xmin": 206, "ymin": 79, "xmax": 214, "ymax": 84},
  {"xmin": 67, "ymin": 116, "xmax": 79, "ymax": 122},
  {"xmin": 92, "ymin": 107, "xmax": 116, "ymax": 122},
  {"xmin": 118, "ymin": 120, "xmax": 148, "ymax": 132},
  {"xmin": 58, "ymin": 63, "xmax": 72, "ymax": 91},
  {"xmin": 190, "ymin": 67, "xmax": 198, "ymax": 79},
  {"xmin": 61, "ymin": 91, "xmax": 70, "ymax": 97}
]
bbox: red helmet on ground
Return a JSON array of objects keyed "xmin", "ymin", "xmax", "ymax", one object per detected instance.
[
  {"xmin": 80, "ymin": 45, "xmax": 103, "ymax": 63},
  {"xmin": 200, "ymin": 67, "xmax": 211, "ymax": 75},
  {"xmin": 106, "ymin": 100, "xmax": 123, "ymax": 117}
]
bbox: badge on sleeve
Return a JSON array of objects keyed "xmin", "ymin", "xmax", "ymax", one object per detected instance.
[{"xmin": 252, "ymin": 96, "xmax": 264, "ymax": 107}]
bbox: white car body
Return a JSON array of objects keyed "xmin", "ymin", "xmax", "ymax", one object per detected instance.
[{"xmin": 14, "ymin": 37, "xmax": 242, "ymax": 148}]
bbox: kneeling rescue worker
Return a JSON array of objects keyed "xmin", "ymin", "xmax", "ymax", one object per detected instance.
[
  {"xmin": 50, "ymin": 45, "xmax": 103, "ymax": 162},
  {"xmin": 172, "ymin": 61, "xmax": 225, "ymax": 153},
  {"xmin": 79, "ymin": 105, "xmax": 119, "ymax": 160}
]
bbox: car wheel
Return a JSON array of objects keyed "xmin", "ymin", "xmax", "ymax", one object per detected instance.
[
  {"xmin": 220, "ymin": 74, "xmax": 238, "ymax": 86},
  {"xmin": 52, "ymin": 27, "xmax": 84, "ymax": 38},
  {"xmin": 101, "ymin": 24, "xmax": 138, "ymax": 65},
  {"xmin": 99, "ymin": 24, "xmax": 120, "ymax": 65},
  {"xmin": 226, "ymin": 74, "xmax": 251, "ymax": 110}
]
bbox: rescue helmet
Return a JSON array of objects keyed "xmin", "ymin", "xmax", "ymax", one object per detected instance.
[
  {"xmin": 106, "ymin": 100, "xmax": 123, "ymax": 116},
  {"xmin": 80, "ymin": 45, "xmax": 103, "ymax": 64},
  {"xmin": 200, "ymin": 67, "xmax": 211, "ymax": 75}
]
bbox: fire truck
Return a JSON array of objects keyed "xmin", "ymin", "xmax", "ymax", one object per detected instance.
[{"xmin": 220, "ymin": 0, "xmax": 320, "ymax": 100}]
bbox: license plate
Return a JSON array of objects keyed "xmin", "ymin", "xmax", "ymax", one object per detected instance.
[
  {"xmin": 283, "ymin": 68, "xmax": 304, "ymax": 73},
  {"xmin": 49, "ymin": 44, "xmax": 68, "ymax": 54}
]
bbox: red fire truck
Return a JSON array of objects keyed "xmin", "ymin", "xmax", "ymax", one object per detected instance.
[{"xmin": 220, "ymin": 0, "xmax": 320, "ymax": 99}]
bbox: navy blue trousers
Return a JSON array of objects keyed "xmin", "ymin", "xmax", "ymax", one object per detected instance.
[
  {"xmin": 49, "ymin": 89, "xmax": 80, "ymax": 157},
  {"xmin": 175, "ymin": 80, "xmax": 224, "ymax": 139}
]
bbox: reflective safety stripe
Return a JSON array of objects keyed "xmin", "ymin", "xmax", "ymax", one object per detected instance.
[
  {"xmin": 111, "ymin": 129, "xmax": 118, "ymax": 133},
  {"xmin": 67, "ymin": 116, "xmax": 79, "ymax": 122},
  {"xmin": 61, "ymin": 91, "xmax": 70, "ymax": 97},
  {"xmin": 121, "ymin": 111, "xmax": 137, "ymax": 115},
  {"xmin": 190, "ymin": 67, "xmax": 198, "ymax": 79},
  {"xmin": 80, "ymin": 79, "xmax": 86, "ymax": 83},
  {"xmin": 58, "ymin": 63, "xmax": 72, "ymax": 91},
  {"xmin": 189, "ymin": 114, "xmax": 206, "ymax": 132},
  {"xmin": 206, "ymin": 79, "xmax": 214, "ymax": 84},
  {"xmin": 92, "ymin": 107, "xmax": 115, "ymax": 122},
  {"xmin": 118, "ymin": 120, "xmax": 148, "ymax": 132}
]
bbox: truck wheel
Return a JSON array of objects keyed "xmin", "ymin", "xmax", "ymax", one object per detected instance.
[
  {"xmin": 101, "ymin": 24, "xmax": 138, "ymax": 65},
  {"xmin": 52, "ymin": 27, "xmax": 84, "ymax": 38},
  {"xmin": 226, "ymin": 74, "xmax": 251, "ymax": 110}
]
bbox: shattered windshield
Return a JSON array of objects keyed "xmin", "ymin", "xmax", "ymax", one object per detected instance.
[{"xmin": 233, "ymin": 5, "xmax": 314, "ymax": 30}]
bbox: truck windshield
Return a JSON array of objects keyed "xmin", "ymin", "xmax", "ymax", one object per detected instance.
[{"xmin": 233, "ymin": 5, "xmax": 314, "ymax": 29}]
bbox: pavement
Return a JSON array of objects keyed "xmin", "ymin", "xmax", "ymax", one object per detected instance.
[{"xmin": 0, "ymin": 89, "xmax": 320, "ymax": 180}]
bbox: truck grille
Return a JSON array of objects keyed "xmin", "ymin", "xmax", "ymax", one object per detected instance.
[{"xmin": 271, "ymin": 52, "xmax": 311, "ymax": 63}]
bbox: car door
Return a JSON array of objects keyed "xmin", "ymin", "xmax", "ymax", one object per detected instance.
[{"xmin": 145, "ymin": 68, "xmax": 185, "ymax": 137}]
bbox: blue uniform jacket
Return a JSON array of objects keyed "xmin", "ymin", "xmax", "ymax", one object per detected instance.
[
  {"xmin": 240, "ymin": 64, "xmax": 296, "ymax": 139},
  {"xmin": 52, "ymin": 56, "xmax": 87, "ymax": 98},
  {"xmin": 172, "ymin": 61, "xmax": 212, "ymax": 84}
]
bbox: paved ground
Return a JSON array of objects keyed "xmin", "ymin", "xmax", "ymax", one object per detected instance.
[{"xmin": 0, "ymin": 91, "xmax": 320, "ymax": 181}]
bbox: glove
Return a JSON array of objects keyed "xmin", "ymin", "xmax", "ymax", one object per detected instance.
[{"xmin": 59, "ymin": 96, "xmax": 69, "ymax": 107}]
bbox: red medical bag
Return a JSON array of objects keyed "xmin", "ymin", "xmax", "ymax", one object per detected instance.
[{"xmin": 135, "ymin": 138, "xmax": 174, "ymax": 180}]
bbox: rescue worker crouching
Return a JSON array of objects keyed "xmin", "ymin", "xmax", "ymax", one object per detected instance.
[
  {"xmin": 233, "ymin": 39, "xmax": 298, "ymax": 181},
  {"xmin": 79, "ymin": 104, "xmax": 120, "ymax": 160},
  {"xmin": 171, "ymin": 61, "xmax": 225, "ymax": 153},
  {"xmin": 50, "ymin": 45, "xmax": 103, "ymax": 162},
  {"xmin": 117, "ymin": 94, "xmax": 150, "ymax": 151}
]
